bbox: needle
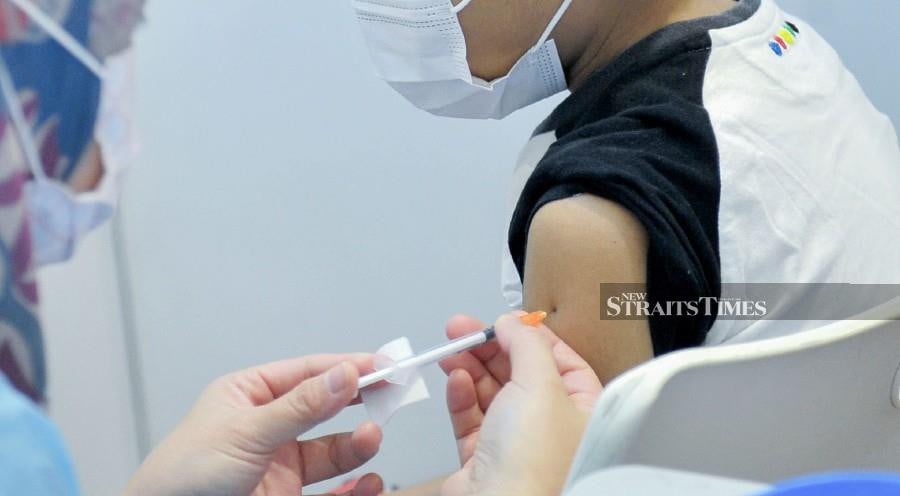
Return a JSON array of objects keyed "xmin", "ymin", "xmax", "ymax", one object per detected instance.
[{"xmin": 357, "ymin": 311, "xmax": 547, "ymax": 390}]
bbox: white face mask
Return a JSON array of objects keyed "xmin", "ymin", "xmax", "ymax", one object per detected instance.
[
  {"xmin": 353, "ymin": 0, "xmax": 573, "ymax": 120},
  {"xmin": 24, "ymin": 181, "xmax": 114, "ymax": 265},
  {"xmin": 1, "ymin": 0, "xmax": 136, "ymax": 266}
]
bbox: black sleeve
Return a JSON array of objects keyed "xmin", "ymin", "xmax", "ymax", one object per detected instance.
[{"xmin": 508, "ymin": 102, "xmax": 722, "ymax": 355}]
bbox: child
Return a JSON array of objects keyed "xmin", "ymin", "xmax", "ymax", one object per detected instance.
[{"xmin": 352, "ymin": 0, "xmax": 900, "ymax": 387}]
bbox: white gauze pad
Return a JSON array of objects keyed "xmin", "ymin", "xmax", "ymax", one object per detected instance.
[{"xmin": 361, "ymin": 337, "xmax": 430, "ymax": 426}]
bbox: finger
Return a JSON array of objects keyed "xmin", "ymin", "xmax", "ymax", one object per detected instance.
[
  {"xmin": 446, "ymin": 315, "xmax": 511, "ymax": 382},
  {"xmin": 351, "ymin": 473, "xmax": 384, "ymax": 496},
  {"xmin": 442, "ymin": 469, "xmax": 472, "ymax": 496},
  {"xmin": 439, "ymin": 349, "xmax": 487, "ymax": 378},
  {"xmin": 521, "ymin": 315, "xmax": 603, "ymax": 411},
  {"xmin": 251, "ymin": 362, "xmax": 360, "ymax": 447},
  {"xmin": 230, "ymin": 354, "xmax": 374, "ymax": 405},
  {"xmin": 446, "ymin": 314, "xmax": 487, "ymax": 337},
  {"xmin": 446, "ymin": 369, "xmax": 484, "ymax": 465},
  {"xmin": 445, "ymin": 315, "xmax": 501, "ymax": 364},
  {"xmin": 312, "ymin": 473, "xmax": 383, "ymax": 496},
  {"xmin": 503, "ymin": 314, "xmax": 602, "ymax": 411},
  {"xmin": 442, "ymin": 315, "xmax": 508, "ymax": 408},
  {"xmin": 495, "ymin": 314, "xmax": 563, "ymax": 390},
  {"xmin": 445, "ymin": 314, "xmax": 511, "ymax": 390},
  {"xmin": 300, "ymin": 422, "xmax": 383, "ymax": 485},
  {"xmin": 440, "ymin": 350, "xmax": 503, "ymax": 410},
  {"xmin": 551, "ymin": 339, "xmax": 604, "ymax": 412},
  {"xmin": 476, "ymin": 342, "xmax": 512, "ymax": 386},
  {"xmin": 445, "ymin": 315, "xmax": 503, "ymax": 366}
]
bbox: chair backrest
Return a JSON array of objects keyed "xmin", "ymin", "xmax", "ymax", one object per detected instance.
[
  {"xmin": 564, "ymin": 466, "xmax": 767, "ymax": 496},
  {"xmin": 564, "ymin": 298, "xmax": 900, "ymax": 490}
]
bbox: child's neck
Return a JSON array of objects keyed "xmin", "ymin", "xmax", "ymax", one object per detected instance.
[{"xmin": 562, "ymin": 0, "xmax": 739, "ymax": 91}]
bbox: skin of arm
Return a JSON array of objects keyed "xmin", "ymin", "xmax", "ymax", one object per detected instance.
[{"xmin": 522, "ymin": 194, "xmax": 654, "ymax": 385}]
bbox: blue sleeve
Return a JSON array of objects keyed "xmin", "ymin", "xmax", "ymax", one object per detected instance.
[{"xmin": 0, "ymin": 374, "xmax": 79, "ymax": 495}]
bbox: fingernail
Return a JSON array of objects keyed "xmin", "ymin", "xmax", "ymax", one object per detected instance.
[{"xmin": 326, "ymin": 364, "xmax": 348, "ymax": 395}]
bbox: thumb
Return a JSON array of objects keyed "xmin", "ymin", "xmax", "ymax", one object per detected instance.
[
  {"xmin": 251, "ymin": 362, "xmax": 359, "ymax": 448},
  {"xmin": 495, "ymin": 314, "xmax": 563, "ymax": 391}
]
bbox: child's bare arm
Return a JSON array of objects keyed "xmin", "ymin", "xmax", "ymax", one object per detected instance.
[{"xmin": 523, "ymin": 194, "xmax": 654, "ymax": 385}]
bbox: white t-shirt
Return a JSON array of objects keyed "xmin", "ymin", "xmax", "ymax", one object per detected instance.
[{"xmin": 502, "ymin": 0, "xmax": 900, "ymax": 353}]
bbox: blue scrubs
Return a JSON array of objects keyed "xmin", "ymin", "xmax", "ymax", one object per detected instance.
[{"xmin": 0, "ymin": 374, "xmax": 79, "ymax": 494}]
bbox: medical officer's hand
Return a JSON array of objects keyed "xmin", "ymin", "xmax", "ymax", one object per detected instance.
[
  {"xmin": 125, "ymin": 354, "xmax": 383, "ymax": 496},
  {"xmin": 439, "ymin": 314, "xmax": 603, "ymax": 496}
]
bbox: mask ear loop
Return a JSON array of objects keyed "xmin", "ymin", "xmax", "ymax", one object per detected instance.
[
  {"xmin": 531, "ymin": 0, "xmax": 574, "ymax": 52},
  {"xmin": 6, "ymin": 0, "xmax": 107, "ymax": 80},
  {"xmin": 0, "ymin": 52, "xmax": 47, "ymax": 182}
]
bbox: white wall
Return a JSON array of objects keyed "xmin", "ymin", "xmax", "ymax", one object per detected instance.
[
  {"xmin": 120, "ymin": 0, "xmax": 562, "ymax": 491},
  {"xmin": 41, "ymin": 1, "xmax": 898, "ymax": 494},
  {"xmin": 39, "ymin": 224, "xmax": 140, "ymax": 496}
]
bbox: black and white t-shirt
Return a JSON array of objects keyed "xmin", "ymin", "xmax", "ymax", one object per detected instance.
[{"xmin": 501, "ymin": 0, "xmax": 900, "ymax": 355}]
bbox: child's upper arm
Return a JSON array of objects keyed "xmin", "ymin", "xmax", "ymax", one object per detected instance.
[{"xmin": 523, "ymin": 194, "xmax": 654, "ymax": 385}]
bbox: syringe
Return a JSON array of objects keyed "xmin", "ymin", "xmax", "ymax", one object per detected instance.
[{"xmin": 357, "ymin": 311, "xmax": 547, "ymax": 390}]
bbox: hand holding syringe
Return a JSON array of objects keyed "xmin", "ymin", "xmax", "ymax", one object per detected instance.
[{"xmin": 357, "ymin": 311, "xmax": 548, "ymax": 389}]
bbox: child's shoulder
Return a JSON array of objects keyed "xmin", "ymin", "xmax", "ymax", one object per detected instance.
[{"xmin": 542, "ymin": 0, "xmax": 857, "ymax": 143}]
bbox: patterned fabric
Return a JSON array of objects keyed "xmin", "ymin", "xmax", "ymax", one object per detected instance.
[
  {"xmin": 0, "ymin": 108, "xmax": 42, "ymax": 402},
  {"xmin": 0, "ymin": 0, "xmax": 142, "ymax": 404}
]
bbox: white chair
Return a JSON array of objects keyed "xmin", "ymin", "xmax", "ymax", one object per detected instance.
[
  {"xmin": 564, "ymin": 297, "xmax": 900, "ymax": 492},
  {"xmin": 565, "ymin": 466, "xmax": 768, "ymax": 496}
]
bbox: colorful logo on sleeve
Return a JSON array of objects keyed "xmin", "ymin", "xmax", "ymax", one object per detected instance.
[{"xmin": 769, "ymin": 21, "xmax": 800, "ymax": 56}]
